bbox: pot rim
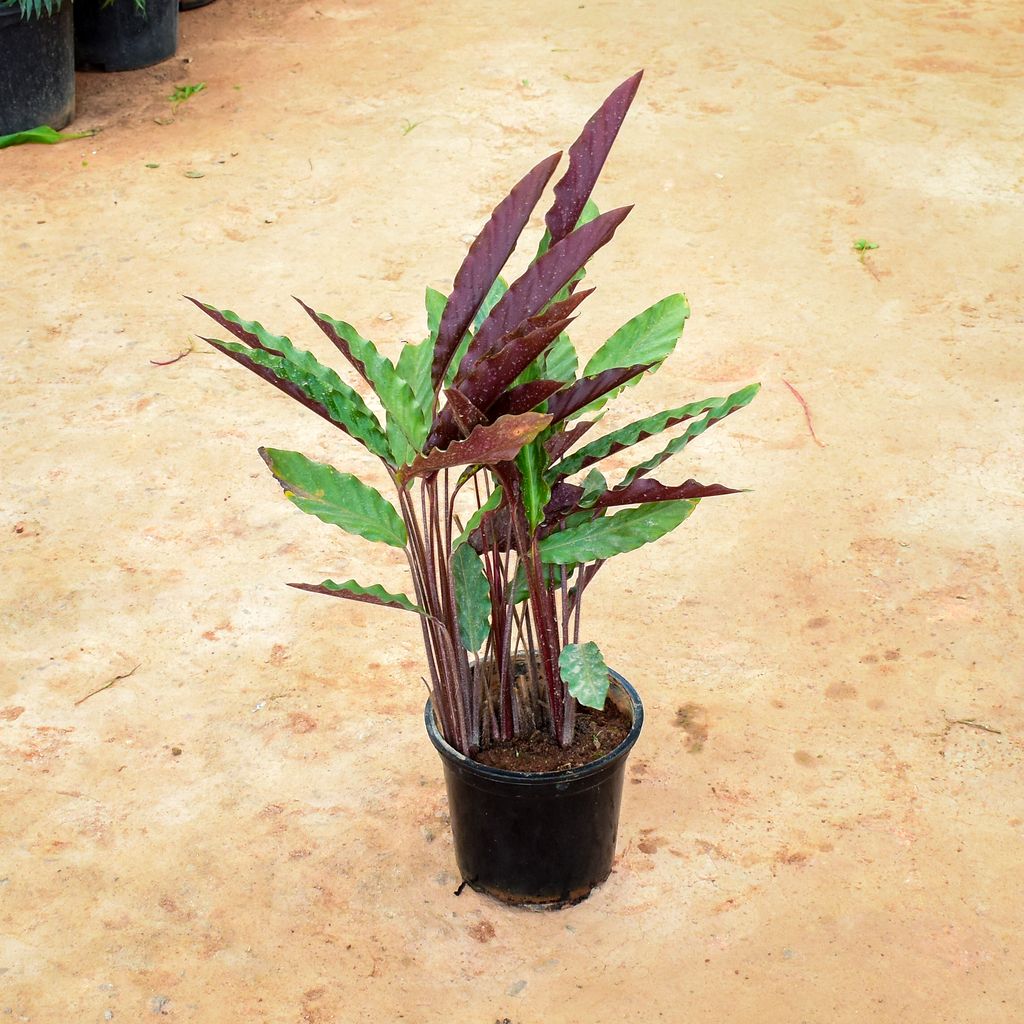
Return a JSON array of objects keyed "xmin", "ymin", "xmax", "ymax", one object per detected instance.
[{"xmin": 424, "ymin": 667, "xmax": 643, "ymax": 785}]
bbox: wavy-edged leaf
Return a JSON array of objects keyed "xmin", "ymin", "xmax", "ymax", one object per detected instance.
[
  {"xmin": 463, "ymin": 208, "xmax": 631, "ymax": 384},
  {"xmin": 432, "ymin": 152, "xmax": 562, "ymax": 389},
  {"xmin": 516, "ymin": 435, "xmax": 550, "ymax": 531},
  {"xmin": 544, "ymin": 71, "xmax": 643, "ymax": 246},
  {"xmin": 618, "ymin": 383, "xmax": 761, "ymax": 488},
  {"xmin": 456, "ymin": 286, "xmax": 592, "ymax": 393},
  {"xmin": 543, "ymin": 333, "xmax": 579, "ymax": 383},
  {"xmin": 260, "ymin": 447, "xmax": 407, "ymax": 548},
  {"xmin": 546, "ymin": 362, "xmax": 653, "ymax": 424},
  {"xmin": 440, "ymin": 277, "xmax": 509, "ymax": 392},
  {"xmin": 296, "ymin": 300, "xmax": 421, "ymax": 465},
  {"xmin": 538, "ymin": 500, "xmax": 697, "ymax": 565},
  {"xmin": 452, "ymin": 545, "xmax": 491, "ymax": 652},
  {"xmin": 425, "ymin": 287, "xmax": 447, "ymax": 342},
  {"xmin": 472, "ymin": 276, "xmax": 508, "ymax": 331},
  {"xmin": 395, "ymin": 334, "xmax": 435, "ymax": 449},
  {"xmin": 579, "ymin": 469, "xmax": 608, "ymax": 507},
  {"xmin": 488, "ymin": 379, "xmax": 565, "ymax": 419},
  {"xmin": 191, "ymin": 299, "xmax": 346, "ymax": 388},
  {"xmin": 545, "ymin": 419, "xmax": 596, "ymax": 464},
  {"xmin": 204, "ymin": 338, "xmax": 392, "ymax": 462},
  {"xmin": 549, "ymin": 393, "xmax": 745, "ymax": 480},
  {"xmin": 400, "ymin": 412, "xmax": 552, "ymax": 484},
  {"xmin": 583, "ymin": 294, "xmax": 690, "ymax": 377},
  {"xmin": 559, "ymin": 641, "xmax": 611, "ymax": 710},
  {"xmin": 288, "ymin": 579, "xmax": 424, "ymax": 615},
  {"xmin": 428, "ymin": 313, "xmax": 576, "ymax": 450},
  {"xmin": 594, "ymin": 477, "xmax": 741, "ymax": 508},
  {"xmin": 443, "ymin": 387, "xmax": 487, "ymax": 437},
  {"xmin": 454, "ymin": 486, "xmax": 504, "ymax": 550}
]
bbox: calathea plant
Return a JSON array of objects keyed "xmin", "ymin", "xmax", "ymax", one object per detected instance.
[{"xmin": 190, "ymin": 70, "xmax": 758, "ymax": 759}]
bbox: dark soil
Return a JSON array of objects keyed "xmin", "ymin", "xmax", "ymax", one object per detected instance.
[{"xmin": 473, "ymin": 700, "xmax": 631, "ymax": 773}]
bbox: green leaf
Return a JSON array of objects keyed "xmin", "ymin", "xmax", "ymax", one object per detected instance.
[
  {"xmin": 451, "ymin": 545, "xmax": 491, "ymax": 652},
  {"xmin": 260, "ymin": 447, "xmax": 407, "ymax": 548},
  {"xmin": 170, "ymin": 82, "xmax": 206, "ymax": 108},
  {"xmin": 425, "ymin": 287, "xmax": 447, "ymax": 341},
  {"xmin": 309, "ymin": 312, "xmax": 421, "ymax": 466},
  {"xmin": 543, "ymin": 333, "xmax": 579, "ymax": 383},
  {"xmin": 515, "ymin": 437, "xmax": 550, "ymax": 530},
  {"xmin": 572, "ymin": 293, "xmax": 689, "ymax": 419},
  {"xmin": 551, "ymin": 386, "xmax": 759, "ymax": 481},
  {"xmin": 618, "ymin": 383, "xmax": 761, "ymax": 488},
  {"xmin": 288, "ymin": 579, "xmax": 424, "ymax": 615},
  {"xmin": 578, "ymin": 469, "xmax": 608, "ymax": 507},
  {"xmin": 584, "ymin": 294, "xmax": 690, "ymax": 377},
  {"xmin": 539, "ymin": 500, "xmax": 697, "ymax": 565},
  {"xmin": 560, "ymin": 641, "xmax": 611, "ymax": 710},
  {"xmin": 206, "ymin": 337, "xmax": 392, "ymax": 462},
  {"xmin": 472, "ymin": 276, "xmax": 508, "ymax": 331},
  {"xmin": 453, "ymin": 486, "xmax": 503, "ymax": 549},
  {"xmin": 0, "ymin": 125, "xmax": 95, "ymax": 149},
  {"xmin": 395, "ymin": 334, "xmax": 435, "ymax": 450}
]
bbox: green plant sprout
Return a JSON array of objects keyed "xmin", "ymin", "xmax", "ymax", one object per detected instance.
[
  {"xmin": 169, "ymin": 82, "xmax": 206, "ymax": 109},
  {"xmin": 853, "ymin": 238, "xmax": 879, "ymax": 260}
]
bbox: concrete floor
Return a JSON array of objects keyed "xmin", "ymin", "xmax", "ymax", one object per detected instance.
[{"xmin": 3, "ymin": 0, "xmax": 1022, "ymax": 1020}]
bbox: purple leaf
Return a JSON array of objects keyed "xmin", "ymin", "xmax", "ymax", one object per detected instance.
[
  {"xmin": 545, "ymin": 71, "xmax": 644, "ymax": 246},
  {"xmin": 199, "ymin": 336, "xmax": 338, "ymax": 429},
  {"xmin": 427, "ymin": 314, "xmax": 575, "ymax": 451},
  {"xmin": 443, "ymin": 387, "xmax": 487, "ymax": 437},
  {"xmin": 545, "ymin": 420, "xmax": 596, "ymax": 463},
  {"xmin": 488, "ymin": 379, "xmax": 565, "ymax": 419},
  {"xmin": 400, "ymin": 412, "xmax": 552, "ymax": 483},
  {"xmin": 592, "ymin": 478, "xmax": 742, "ymax": 509},
  {"xmin": 293, "ymin": 295, "xmax": 371, "ymax": 384},
  {"xmin": 544, "ymin": 481, "xmax": 584, "ymax": 518},
  {"xmin": 462, "ymin": 207, "xmax": 631, "ymax": 383},
  {"xmin": 287, "ymin": 579, "xmax": 427, "ymax": 616},
  {"xmin": 432, "ymin": 151, "xmax": 563, "ymax": 389},
  {"xmin": 186, "ymin": 296, "xmax": 280, "ymax": 354},
  {"xmin": 546, "ymin": 362, "xmax": 653, "ymax": 423}
]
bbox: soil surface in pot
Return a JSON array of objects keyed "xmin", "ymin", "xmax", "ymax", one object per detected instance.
[{"xmin": 473, "ymin": 700, "xmax": 630, "ymax": 772}]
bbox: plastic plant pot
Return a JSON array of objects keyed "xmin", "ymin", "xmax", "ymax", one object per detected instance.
[
  {"xmin": 74, "ymin": 0, "xmax": 177, "ymax": 72},
  {"xmin": 425, "ymin": 669, "xmax": 643, "ymax": 908},
  {"xmin": 0, "ymin": 1, "xmax": 75, "ymax": 135}
]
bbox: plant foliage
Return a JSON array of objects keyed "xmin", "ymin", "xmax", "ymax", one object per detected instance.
[{"xmin": 192, "ymin": 71, "xmax": 759, "ymax": 756}]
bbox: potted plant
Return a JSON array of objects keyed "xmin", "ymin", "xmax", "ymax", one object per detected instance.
[
  {"xmin": 0, "ymin": 0, "xmax": 75, "ymax": 135},
  {"xmin": 74, "ymin": 0, "xmax": 177, "ymax": 71},
  {"xmin": 190, "ymin": 72, "xmax": 759, "ymax": 907}
]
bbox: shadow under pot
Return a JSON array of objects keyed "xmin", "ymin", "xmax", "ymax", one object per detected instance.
[
  {"xmin": 425, "ymin": 669, "xmax": 644, "ymax": 908},
  {"xmin": 0, "ymin": 1, "xmax": 75, "ymax": 135},
  {"xmin": 74, "ymin": 0, "xmax": 177, "ymax": 72}
]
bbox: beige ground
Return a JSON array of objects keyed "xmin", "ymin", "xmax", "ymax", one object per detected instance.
[{"xmin": 3, "ymin": 0, "xmax": 1023, "ymax": 1020}]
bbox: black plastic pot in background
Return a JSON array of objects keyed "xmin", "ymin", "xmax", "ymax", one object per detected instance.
[
  {"xmin": 0, "ymin": 2, "xmax": 75, "ymax": 135},
  {"xmin": 426, "ymin": 670, "xmax": 644, "ymax": 908},
  {"xmin": 74, "ymin": 0, "xmax": 177, "ymax": 72}
]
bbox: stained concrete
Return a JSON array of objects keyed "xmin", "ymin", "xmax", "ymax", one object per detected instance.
[{"xmin": 2, "ymin": 0, "xmax": 1022, "ymax": 1021}]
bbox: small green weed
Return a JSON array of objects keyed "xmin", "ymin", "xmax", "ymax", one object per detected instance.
[{"xmin": 169, "ymin": 83, "xmax": 207, "ymax": 109}]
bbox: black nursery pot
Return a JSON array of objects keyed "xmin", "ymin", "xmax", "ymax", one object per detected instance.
[
  {"xmin": 74, "ymin": 0, "xmax": 177, "ymax": 72},
  {"xmin": 0, "ymin": 2, "xmax": 75, "ymax": 135},
  {"xmin": 425, "ymin": 670, "xmax": 643, "ymax": 908}
]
